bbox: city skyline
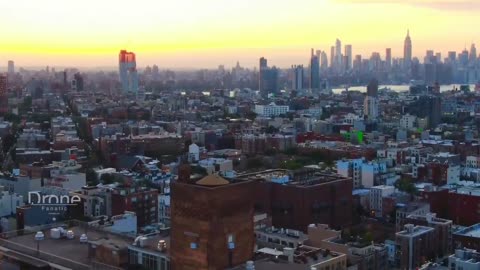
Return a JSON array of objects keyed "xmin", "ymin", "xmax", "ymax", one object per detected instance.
[{"xmin": 0, "ymin": 0, "xmax": 479, "ymax": 68}]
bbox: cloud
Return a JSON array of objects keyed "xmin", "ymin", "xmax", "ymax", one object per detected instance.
[{"xmin": 335, "ymin": 0, "xmax": 480, "ymax": 10}]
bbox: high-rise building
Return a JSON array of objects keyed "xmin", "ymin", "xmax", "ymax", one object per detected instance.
[
  {"xmin": 344, "ymin": 45, "xmax": 352, "ymax": 71},
  {"xmin": 72, "ymin": 73, "xmax": 84, "ymax": 91},
  {"xmin": 258, "ymin": 57, "xmax": 268, "ymax": 92},
  {"xmin": 171, "ymin": 172, "xmax": 255, "ymax": 270},
  {"xmin": 470, "ymin": 43, "xmax": 477, "ymax": 64},
  {"xmin": 7, "ymin": 60, "xmax": 14, "ymax": 75},
  {"xmin": 330, "ymin": 46, "xmax": 335, "ymax": 69},
  {"xmin": 320, "ymin": 51, "xmax": 328, "ymax": 70},
  {"xmin": 364, "ymin": 79, "xmax": 379, "ymax": 120},
  {"xmin": 435, "ymin": 52, "xmax": 442, "ymax": 63},
  {"xmin": 396, "ymin": 224, "xmax": 436, "ymax": 269},
  {"xmin": 459, "ymin": 49, "xmax": 469, "ymax": 67},
  {"xmin": 291, "ymin": 65, "xmax": 304, "ymax": 90},
  {"xmin": 425, "ymin": 50, "xmax": 435, "ymax": 64},
  {"xmin": 408, "ymin": 95, "xmax": 442, "ymax": 129},
  {"xmin": 364, "ymin": 97, "xmax": 379, "ymax": 121},
  {"xmin": 447, "ymin": 51, "xmax": 457, "ymax": 63},
  {"xmin": 335, "ymin": 39, "xmax": 342, "ymax": 71},
  {"xmin": 119, "ymin": 50, "xmax": 139, "ymax": 94},
  {"xmin": 0, "ymin": 74, "xmax": 8, "ymax": 114},
  {"xmin": 385, "ymin": 48, "xmax": 392, "ymax": 69},
  {"xmin": 258, "ymin": 57, "xmax": 279, "ymax": 97},
  {"xmin": 309, "ymin": 48, "xmax": 320, "ymax": 89},
  {"xmin": 404, "ymin": 30, "xmax": 412, "ymax": 70},
  {"xmin": 353, "ymin": 55, "xmax": 362, "ymax": 73}
]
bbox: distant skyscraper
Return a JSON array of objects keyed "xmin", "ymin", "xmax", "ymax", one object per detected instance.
[
  {"xmin": 72, "ymin": 73, "xmax": 84, "ymax": 91},
  {"xmin": 335, "ymin": 39, "xmax": 342, "ymax": 71},
  {"xmin": 459, "ymin": 49, "xmax": 469, "ymax": 67},
  {"xmin": 330, "ymin": 46, "xmax": 335, "ymax": 68},
  {"xmin": 386, "ymin": 48, "xmax": 392, "ymax": 69},
  {"xmin": 119, "ymin": 50, "xmax": 139, "ymax": 94},
  {"xmin": 309, "ymin": 48, "xmax": 320, "ymax": 89},
  {"xmin": 404, "ymin": 30, "xmax": 412, "ymax": 70},
  {"xmin": 259, "ymin": 57, "xmax": 267, "ymax": 92},
  {"xmin": 470, "ymin": 43, "xmax": 477, "ymax": 63},
  {"xmin": 0, "ymin": 74, "xmax": 8, "ymax": 114},
  {"xmin": 258, "ymin": 57, "xmax": 278, "ymax": 97},
  {"xmin": 344, "ymin": 45, "xmax": 352, "ymax": 71},
  {"xmin": 435, "ymin": 52, "xmax": 442, "ymax": 63},
  {"xmin": 353, "ymin": 55, "xmax": 362, "ymax": 73},
  {"xmin": 291, "ymin": 65, "xmax": 304, "ymax": 90},
  {"xmin": 320, "ymin": 51, "xmax": 328, "ymax": 70},
  {"xmin": 7, "ymin": 61, "xmax": 14, "ymax": 75},
  {"xmin": 447, "ymin": 51, "xmax": 457, "ymax": 63}
]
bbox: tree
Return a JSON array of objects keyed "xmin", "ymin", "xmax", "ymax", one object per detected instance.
[
  {"xmin": 2, "ymin": 134, "xmax": 15, "ymax": 153},
  {"xmin": 281, "ymin": 160, "xmax": 304, "ymax": 170},
  {"xmin": 363, "ymin": 232, "xmax": 373, "ymax": 243},
  {"xmin": 100, "ymin": 173, "xmax": 116, "ymax": 185},
  {"xmin": 245, "ymin": 111, "xmax": 257, "ymax": 121},
  {"xmin": 86, "ymin": 168, "xmax": 99, "ymax": 186},
  {"xmin": 246, "ymin": 157, "xmax": 264, "ymax": 170},
  {"xmin": 395, "ymin": 178, "xmax": 417, "ymax": 195},
  {"xmin": 266, "ymin": 125, "xmax": 278, "ymax": 134}
]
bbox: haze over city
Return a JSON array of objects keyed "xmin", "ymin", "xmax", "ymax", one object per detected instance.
[{"xmin": 1, "ymin": 0, "xmax": 479, "ymax": 68}]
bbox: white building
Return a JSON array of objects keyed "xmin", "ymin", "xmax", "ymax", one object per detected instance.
[
  {"xmin": 255, "ymin": 103, "xmax": 289, "ymax": 117},
  {"xmin": 337, "ymin": 158, "xmax": 363, "ymax": 188},
  {"xmin": 0, "ymin": 186, "xmax": 23, "ymax": 217},
  {"xmin": 466, "ymin": 156, "xmax": 480, "ymax": 168},
  {"xmin": 448, "ymin": 248, "xmax": 480, "ymax": 270},
  {"xmin": 369, "ymin": 185, "xmax": 395, "ymax": 217},
  {"xmin": 400, "ymin": 114, "xmax": 416, "ymax": 130},
  {"xmin": 364, "ymin": 96, "xmax": 379, "ymax": 120},
  {"xmin": 188, "ymin": 143, "xmax": 200, "ymax": 162},
  {"xmin": 446, "ymin": 165, "xmax": 461, "ymax": 184},
  {"xmin": 361, "ymin": 162, "xmax": 387, "ymax": 188},
  {"xmin": 198, "ymin": 158, "xmax": 233, "ymax": 175},
  {"xmin": 338, "ymin": 158, "xmax": 390, "ymax": 188}
]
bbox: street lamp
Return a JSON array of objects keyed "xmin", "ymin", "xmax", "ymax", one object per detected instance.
[{"xmin": 34, "ymin": 231, "xmax": 44, "ymax": 256}]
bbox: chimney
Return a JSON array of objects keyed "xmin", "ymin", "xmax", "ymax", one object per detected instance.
[
  {"xmin": 283, "ymin": 247, "xmax": 294, "ymax": 263},
  {"xmin": 405, "ymin": 224, "xmax": 414, "ymax": 233}
]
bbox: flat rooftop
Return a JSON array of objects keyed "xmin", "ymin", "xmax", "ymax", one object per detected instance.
[
  {"xmin": 1, "ymin": 223, "xmax": 132, "ymax": 268},
  {"xmin": 237, "ymin": 169, "xmax": 349, "ymax": 187},
  {"xmin": 397, "ymin": 225, "xmax": 434, "ymax": 237},
  {"xmin": 231, "ymin": 246, "xmax": 346, "ymax": 270},
  {"xmin": 256, "ymin": 227, "xmax": 308, "ymax": 242},
  {"xmin": 454, "ymin": 223, "xmax": 480, "ymax": 238}
]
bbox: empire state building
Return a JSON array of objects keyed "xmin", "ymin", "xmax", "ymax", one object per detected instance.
[{"xmin": 404, "ymin": 30, "xmax": 412, "ymax": 70}]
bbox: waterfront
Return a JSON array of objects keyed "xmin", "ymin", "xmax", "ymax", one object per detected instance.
[{"xmin": 332, "ymin": 84, "xmax": 477, "ymax": 94}]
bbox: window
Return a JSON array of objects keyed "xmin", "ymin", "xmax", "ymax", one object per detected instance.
[
  {"xmin": 142, "ymin": 253, "xmax": 158, "ymax": 270},
  {"xmin": 128, "ymin": 249, "xmax": 139, "ymax": 265}
]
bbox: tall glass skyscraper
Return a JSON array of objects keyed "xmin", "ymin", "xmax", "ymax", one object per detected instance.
[
  {"xmin": 404, "ymin": 30, "xmax": 412, "ymax": 70},
  {"xmin": 119, "ymin": 50, "xmax": 139, "ymax": 94},
  {"xmin": 309, "ymin": 48, "xmax": 320, "ymax": 89}
]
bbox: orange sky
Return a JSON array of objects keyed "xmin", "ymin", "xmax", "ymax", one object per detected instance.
[{"xmin": 0, "ymin": 0, "xmax": 478, "ymax": 69}]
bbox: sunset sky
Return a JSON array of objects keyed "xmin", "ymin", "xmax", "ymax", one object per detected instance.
[{"xmin": 0, "ymin": 0, "xmax": 478, "ymax": 69}]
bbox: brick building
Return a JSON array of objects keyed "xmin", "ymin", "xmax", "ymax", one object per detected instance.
[
  {"xmin": 239, "ymin": 169, "xmax": 353, "ymax": 232},
  {"xmin": 111, "ymin": 185, "xmax": 158, "ymax": 228},
  {"xmin": 170, "ymin": 173, "xmax": 255, "ymax": 270}
]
